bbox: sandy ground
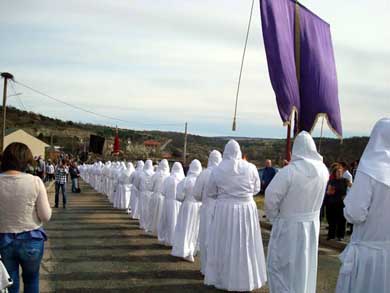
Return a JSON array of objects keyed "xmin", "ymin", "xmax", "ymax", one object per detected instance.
[{"xmin": 40, "ymin": 180, "xmax": 341, "ymax": 292}]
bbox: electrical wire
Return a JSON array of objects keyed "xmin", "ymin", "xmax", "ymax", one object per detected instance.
[{"xmin": 13, "ymin": 80, "xmax": 183, "ymax": 128}]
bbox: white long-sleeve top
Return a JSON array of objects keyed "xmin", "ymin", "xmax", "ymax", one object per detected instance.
[
  {"xmin": 344, "ymin": 171, "xmax": 390, "ymax": 242},
  {"xmin": 265, "ymin": 165, "xmax": 328, "ymax": 221}
]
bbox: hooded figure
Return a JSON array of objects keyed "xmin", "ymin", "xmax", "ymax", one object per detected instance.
[
  {"xmin": 193, "ymin": 150, "xmax": 222, "ymax": 273},
  {"xmin": 158, "ymin": 162, "xmax": 185, "ymax": 246},
  {"xmin": 102, "ymin": 162, "xmax": 111, "ymax": 196},
  {"xmin": 139, "ymin": 160, "xmax": 155, "ymax": 229},
  {"xmin": 116, "ymin": 162, "xmax": 135, "ymax": 210},
  {"xmin": 113, "ymin": 162, "xmax": 126, "ymax": 208},
  {"xmin": 204, "ymin": 140, "xmax": 267, "ymax": 291},
  {"xmin": 129, "ymin": 161, "xmax": 144, "ymax": 219},
  {"xmin": 171, "ymin": 159, "xmax": 203, "ymax": 262},
  {"xmin": 145, "ymin": 159, "xmax": 170, "ymax": 235},
  {"xmin": 336, "ymin": 118, "xmax": 390, "ymax": 293},
  {"xmin": 265, "ymin": 131, "xmax": 329, "ymax": 293}
]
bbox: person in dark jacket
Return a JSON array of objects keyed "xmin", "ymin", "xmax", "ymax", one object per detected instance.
[
  {"xmin": 69, "ymin": 161, "xmax": 80, "ymax": 193},
  {"xmin": 261, "ymin": 159, "xmax": 276, "ymax": 194},
  {"xmin": 325, "ymin": 166, "xmax": 352, "ymax": 240}
]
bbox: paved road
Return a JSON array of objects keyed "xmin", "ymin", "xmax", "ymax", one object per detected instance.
[{"xmin": 41, "ymin": 180, "xmax": 341, "ymax": 292}]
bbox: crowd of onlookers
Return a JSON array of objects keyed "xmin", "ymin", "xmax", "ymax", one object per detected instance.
[{"xmin": 260, "ymin": 158, "xmax": 360, "ymax": 241}]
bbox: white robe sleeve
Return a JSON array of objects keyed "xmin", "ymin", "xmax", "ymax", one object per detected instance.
[
  {"xmin": 176, "ymin": 180, "xmax": 185, "ymax": 202},
  {"xmin": 192, "ymin": 172, "xmax": 205, "ymax": 202},
  {"xmin": 343, "ymin": 172, "xmax": 373, "ymax": 224},
  {"xmin": 250, "ymin": 164, "xmax": 261, "ymax": 195},
  {"xmin": 265, "ymin": 167, "xmax": 291, "ymax": 222},
  {"xmin": 205, "ymin": 172, "xmax": 218, "ymax": 199}
]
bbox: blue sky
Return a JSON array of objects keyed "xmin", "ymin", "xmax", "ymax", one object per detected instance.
[{"xmin": 1, "ymin": 0, "xmax": 389, "ymax": 138}]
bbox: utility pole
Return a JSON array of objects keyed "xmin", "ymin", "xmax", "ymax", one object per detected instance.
[
  {"xmin": 183, "ymin": 122, "xmax": 188, "ymax": 165},
  {"xmin": 1, "ymin": 72, "xmax": 14, "ymax": 152}
]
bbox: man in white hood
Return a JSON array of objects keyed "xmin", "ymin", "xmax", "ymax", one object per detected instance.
[
  {"xmin": 265, "ymin": 131, "xmax": 329, "ymax": 293},
  {"xmin": 193, "ymin": 150, "xmax": 222, "ymax": 273},
  {"xmin": 336, "ymin": 118, "xmax": 390, "ymax": 293}
]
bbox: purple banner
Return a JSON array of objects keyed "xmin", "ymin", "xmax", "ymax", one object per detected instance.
[{"xmin": 260, "ymin": 0, "xmax": 342, "ymax": 137}]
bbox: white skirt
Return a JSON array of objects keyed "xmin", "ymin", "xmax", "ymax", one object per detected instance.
[
  {"xmin": 139, "ymin": 191, "xmax": 152, "ymax": 230},
  {"xmin": 146, "ymin": 192, "xmax": 164, "ymax": 236},
  {"xmin": 158, "ymin": 199, "xmax": 181, "ymax": 246},
  {"xmin": 130, "ymin": 186, "xmax": 140, "ymax": 220},
  {"xmin": 204, "ymin": 197, "xmax": 267, "ymax": 292},
  {"xmin": 115, "ymin": 184, "xmax": 131, "ymax": 210},
  {"xmin": 171, "ymin": 200, "xmax": 202, "ymax": 262},
  {"xmin": 199, "ymin": 198, "xmax": 216, "ymax": 274}
]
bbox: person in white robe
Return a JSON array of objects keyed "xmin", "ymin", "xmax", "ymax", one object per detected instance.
[
  {"xmin": 139, "ymin": 160, "xmax": 155, "ymax": 230},
  {"xmin": 113, "ymin": 162, "xmax": 126, "ymax": 208},
  {"xmin": 336, "ymin": 118, "xmax": 390, "ymax": 293},
  {"xmin": 129, "ymin": 161, "xmax": 144, "ymax": 220},
  {"xmin": 158, "ymin": 162, "xmax": 185, "ymax": 246},
  {"xmin": 193, "ymin": 150, "xmax": 222, "ymax": 274},
  {"xmin": 102, "ymin": 161, "xmax": 111, "ymax": 196},
  {"xmin": 146, "ymin": 159, "xmax": 170, "ymax": 235},
  {"xmin": 116, "ymin": 162, "xmax": 135, "ymax": 211},
  {"xmin": 204, "ymin": 139, "xmax": 267, "ymax": 292},
  {"xmin": 265, "ymin": 131, "xmax": 329, "ymax": 293},
  {"xmin": 171, "ymin": 159, "xmax": 203, "ymax": 262}
]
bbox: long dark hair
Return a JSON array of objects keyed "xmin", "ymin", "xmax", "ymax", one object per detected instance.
[{"xmin": 1, "ymin": 143, "xmax": 33, "ymax": 172}]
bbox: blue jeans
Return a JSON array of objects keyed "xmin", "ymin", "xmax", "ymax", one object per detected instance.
[
  {"xmin": 55, "ymin": 183, "xmax": 67, "ymax": 207},
  {"xmin": 0, "ymin": 239, "xmax": 44, "ymax": 293},
  {"xmin": 71, "ymin": 178, "xmax": 78, "ymax": 192}
]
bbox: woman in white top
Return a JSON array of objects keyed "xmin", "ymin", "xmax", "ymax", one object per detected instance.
[
  {"xmin": 204, "ymin": 140, "xmax": 267, "ymax": 292},
  {"xmin": 158, "ymin": 162, "xmax": 185, "ymax": 246},
  {"xmin": 0, "ymin": 143, "xmax": 52, "ymax": 293},
  {"xmin": 171, "ymin": 159, "xmax": 202, "ymax": 262},
  {"xmin": 336, "ymin": 118, "xmax": 390, "ymax": 293}
]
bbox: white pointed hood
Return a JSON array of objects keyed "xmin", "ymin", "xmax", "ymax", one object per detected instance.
[
  {"xmin": 218, "ymin": 139, "xmax": 243, "ymax": 175},
  {"xmin": 187, "ymin": 159, "xmax": 202, "ymax": 176},
  {"xmin": 171, "ymin": 162, "xmax": 185, "ymax": 181},
  {"xmin": 207, "ymin": 150, "xmax": 222, "ymax": 168},
  {"xmin": 143, "ymin": 159, "xmax": 155, "ymax": 176},
  {"xmin": 291, "ymin": 131, "xmax": 325, "ymax": 177},
  {"xmin": 157, "ymin": 159, "xmax": 170, "ymax": 176},
  {"xmin": 135, "ymin": 161, "xmax": 144, "ymax": 171},
  {"xmin": 357, "ymin": 118, "xmax": 390, "ymax": 186}
]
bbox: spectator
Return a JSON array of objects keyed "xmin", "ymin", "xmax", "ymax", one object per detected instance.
[
  {"xmin": 340, "ymin": 162, "xmax": 353, "ymax": 185},
  {"xmin": 69, "ymin": 161, "xmax": 80, "ymax": 193},
  {"xmin": 45, "ymin": 160, "xmax": 55, "ymax": 182},
  {"xmin": 35, "ymin": 156, "xmax": 45, "ymax": 181},
  {"xmin": 325, "ymin": 166, "xmax": 351, "ymax": 240},
  {"xmin": 55, "ymin": 159, "xmax": 68, "ymax": 208},
  {"xmin": 261, "ymin": 159, "xmax": 276, "ymax": 193},
  {"xmin": 0, "ymin": 143, "xmax": 52, "ymax": 293}
]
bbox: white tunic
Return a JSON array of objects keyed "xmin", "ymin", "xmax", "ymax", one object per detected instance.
[
  {"xmin": 204, "ymin": 139, "xmax": 267, "ymax": 292},
  {"xmin": 129, "ymin": 161, "xmax": 144, "ymax": 220},
  {"xmin": 193, "ymin": 150, "xmax": 222, "ymax": 273},
  {"xmin": 171, "ymin": 159, "xmax": 202, "ymax": 262},
  {"xmin": 146, "ymin": 160, "xmax": 170, "ymax": 235},
  {"xmin": 158, "ymin": 162, "xmax": 185, "ymax": 246},
  {"xmin": 336, "ymin": 118, "xmax": 390, "ymax": 293},
  {"xmin": 139, "ymin": 160, "xmax": 155, "ymax": 230},
  {"xmin": 265, "ymin": 131, "xmax": 329, "ymax": 293}
]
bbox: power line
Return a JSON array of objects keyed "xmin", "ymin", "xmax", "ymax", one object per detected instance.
[
  {"xmin": 9, "ymin": 80, "xmax": 26, "ymax": 111},
  {"xmin": 13, "ymin": 80, "xmax": 182, "ymax": 128}
]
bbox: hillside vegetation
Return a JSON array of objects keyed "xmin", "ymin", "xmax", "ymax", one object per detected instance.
[{"xmin": 3, "ymin": 106, "xmax": 368, "ymax": 167}]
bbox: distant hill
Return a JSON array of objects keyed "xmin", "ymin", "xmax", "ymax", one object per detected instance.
[{"xmin": 2, "ymin": 106, "xmax": 368, "ymax": 167}]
